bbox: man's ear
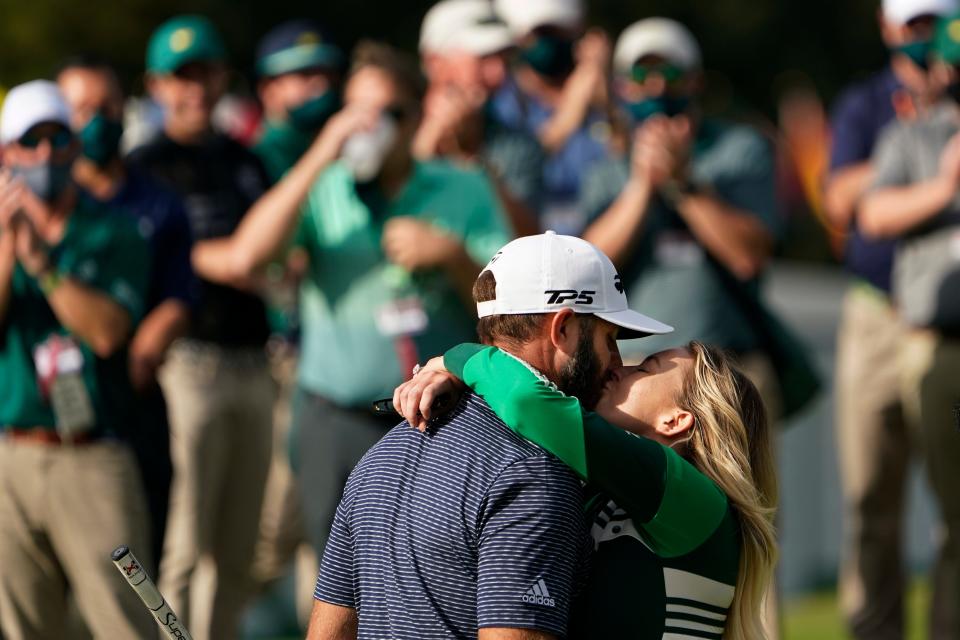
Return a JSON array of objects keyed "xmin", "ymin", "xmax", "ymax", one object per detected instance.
[{"xmin": 547, "ymin": 308, "xmax": 578, "ymax": 354}]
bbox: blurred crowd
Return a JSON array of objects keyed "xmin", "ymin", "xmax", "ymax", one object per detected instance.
[{"xmin": 0, "ymin": 0, "xmax": 958, "ymax": 638}]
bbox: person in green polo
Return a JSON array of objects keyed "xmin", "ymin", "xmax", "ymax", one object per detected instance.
[
  {"xmin": 253, "ymin": 20, "xmax": 345, "ymax": 182},
  {"xmin": 0, "ymin": 80, "xmax": 155, "ymax": 639},
  {"xmin": 192, "ymin": 41, "xmax": 511, "ymax": 562}
]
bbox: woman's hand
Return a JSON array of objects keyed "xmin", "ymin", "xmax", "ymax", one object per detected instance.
[{"xmin": 393, "ymin": 357, "xmax": 466, "ymax": 431}]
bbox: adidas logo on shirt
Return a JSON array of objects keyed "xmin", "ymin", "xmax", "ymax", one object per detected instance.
[{"xmin": 521, "ymin": 579, "xmax": 556, "ymax": 607}]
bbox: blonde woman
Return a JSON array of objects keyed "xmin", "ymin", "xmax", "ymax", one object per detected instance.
[{"xmin": 394, "ymin": 341, "xmax": 778, "ymax": 639}]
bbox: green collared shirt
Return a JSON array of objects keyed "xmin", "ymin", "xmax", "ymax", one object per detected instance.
[
  {"xmin": 0, "ymin": 200, "xmax": 150, "ymax": 436},
  {"xmin": 295, "ymin": 160, "xmax": 511, "ymax": 406}
]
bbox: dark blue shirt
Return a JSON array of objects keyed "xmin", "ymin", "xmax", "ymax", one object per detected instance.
[
  {"xmin": 489, "ymin": 77, "xmax": 609, "ymax": 234},
  {"xmin": 104, "ymin": 169, "xmax": 197, "ymax": 313},
  {"xmin": 314, "ymin": 392, "xmax": 589, "ymax": 639},
  {"xmin": 829, "ymin": 66, "xmax": 901, "ymax": 292}
]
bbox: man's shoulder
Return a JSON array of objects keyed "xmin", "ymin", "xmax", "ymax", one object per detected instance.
[
  {"xmin": 834, "ymin": 68, "xmax": 898, "ymax": 113},
  {"xmin": 355, "ymin": 392, "xmax": 572, "ymax": 482},
  {"xmin": 415, "ymin": 159, "xmax": 492, "ymax": 193}
]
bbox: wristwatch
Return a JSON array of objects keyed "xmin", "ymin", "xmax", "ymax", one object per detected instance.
[
  {"xmin": 38, "ymin": 268, "xmax": 63, "ymax": 295},
  {"xmin": 659, "ymin": 179, "xmax": 700, "ymax": 208}
]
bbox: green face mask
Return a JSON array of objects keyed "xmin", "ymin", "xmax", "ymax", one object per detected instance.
[
  {"xmin": 520, "ymin": 34, "xmax": 576, "ymax": 79},
  {"xmin": 894, "ymin": 39, "xmax": 932, "ymax": 69},
  {"xmin": 287, "ymin": 90, "xmax": 340, "ymax": 132},
  {"xmin": 79, "ymin": 112, "xmax": 124, "ymax": 167}
]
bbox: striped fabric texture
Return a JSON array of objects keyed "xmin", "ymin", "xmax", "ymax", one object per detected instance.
[{"xmin": 314, "ymin": 392, "xmax": 589, "ymax": 639}]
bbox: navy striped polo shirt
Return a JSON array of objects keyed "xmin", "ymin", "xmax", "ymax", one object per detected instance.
[{"xmin": 314, "ymin": 392, "xmax": 589, "ymax": 638}]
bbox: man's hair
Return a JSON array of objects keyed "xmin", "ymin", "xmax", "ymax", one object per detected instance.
[
  {"xmin": 348, "ymin": 40, "xmax": 426, "ymax": 107},
  {"xmin": 473, "ymin": 270, "xmax": 546, "ymax": 346}
]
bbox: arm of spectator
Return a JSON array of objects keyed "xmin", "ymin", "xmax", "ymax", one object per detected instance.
[
  {"xmin": 583, "ymin": 119, "xmax": 684, "ymax": 267},
  {"xmin": 128, "ymin": 300, "xmax": 190, "ymax": 391},
  {"xmin": 537, "ymin": 29, "xmax": 610, "ymax": 154},
  {"xmin": 823, "ymin": 162, "xmax": 873, "ymax": 231},
  {"xmin": 45, "ymin": 278, "xmax": 132, "ymax": 358},
  {"xmin": 0, "ymin": 229, "xmax": 14, "ymax": 324},
  {"xmin": 674, "ymin": 191, "xmax": 774, "ymax": 280},
  {"xmin": 191, "ymin": 106, "xmax": 377, "ymax": 285},
  {"xmin": 381, "ymin": 217, "xmax": 482, "ymax": 307},
  {"xmin": 305, "ymin": 601, "xmax": 358, "ymax": 640},
  {"xmin": 859, "ymin": 130, "xmax": 960, "ymax": 238}
]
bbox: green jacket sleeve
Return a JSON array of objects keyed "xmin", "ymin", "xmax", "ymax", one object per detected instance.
[{"xmin": 444, "ymin": 343, "xmax": 729, "ymax": 557}]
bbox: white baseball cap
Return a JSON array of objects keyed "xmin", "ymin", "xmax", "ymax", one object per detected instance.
[
  {"xmin": 882, "ymin": 0, "xmax": 958, "ymax": 24},
  {"xmin": 420, "ymin": 0, "xmax": 514, "ymax": 56},
  {"xmin": 613, "ymin": 18, "xmax": 702, "ymax": 75},
  {"xmin": 0, "ymin": 80, "xmax": 72, "ymax": 145},
  {"xmin": 478, "ymin": 231, "xmax": 674, "ymax": 339},
  {"xmin": 493, "ymin": 0, "xmax": 583, "ymax": 37}
]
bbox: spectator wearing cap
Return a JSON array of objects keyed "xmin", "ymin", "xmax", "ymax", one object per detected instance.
[
  {"xmin": 858, "ymin": 13, "xmax": 960, "ymax": 638},
  {"xmin": 191, "ymin": 41, "xmax": 512, "ymax": 568},
  {"xmin": 823, "ymin": 2, "xmax": 956, "ymax": 635},
  {"xmin": 254, "ymin": 20, "xmax": 345, "ymax": 183},
  {"xmin": 249, "ymin": 19, "xmax": 345, "ymax": 625},
  {"xmin": 56, "ymin": 54, "xmax": 198, "ymax": 577},
  {"xmin": 0, "ymin": 80, "xmax": 155, "ymax": 639},
  {"xmin": 128, "ymin": 15, "xmax": 275, "ymax": 640},
  {"xmin": 581, "ymin": 18, "xmax": 780, "ymax": 390},
  {"xmin": 415, "ymin": 0, "xmax": 543, "ymax": 237},
  {"xmin": 489, "ymin": 0, "xmax": 612, "ymax": 234}
]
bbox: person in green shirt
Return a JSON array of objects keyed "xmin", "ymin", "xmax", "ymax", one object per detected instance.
[
  {"xmin": 0, "ymin": 80, "xmax": 155, "ymax": 639},
  {"xmin": 192, "ymin": 41, "xmax": 512, "ymax": 564},
  {"xmin": 394, "ymin": 340, "xmax": 778, "ymax": 640}
]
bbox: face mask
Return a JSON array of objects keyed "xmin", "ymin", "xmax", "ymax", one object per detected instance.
[
  {"xmin": 893, "ymin": 39, "xmax": 931, "ymax": 69},
  {"xmin": 340, "ymin": 115, "xmax": 398, "ymax": 183},
  {"xmin": 79, "ymin": 112, "xmax": 124, "ymax": 167},
  {"xmin": 10, "ymin": 160, "xmax": 73, "ymax": 203},
  {"xmin": 287, "ymin": 90, "xmax": 340, "ymax": 132},
  {"xmin": 625, "ymin": 95, "xmax": 691, "ymax": 124},
  {"xmin": 520, "ymin": 34, "xmax": 576, "ymax": 79}
]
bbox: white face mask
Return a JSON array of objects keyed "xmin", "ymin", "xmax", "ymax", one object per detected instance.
[{"xmin": 340, "ymin": 114, "xmax": 397, "ymax": 183}]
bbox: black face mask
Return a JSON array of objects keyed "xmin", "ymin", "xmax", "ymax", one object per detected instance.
[
  {"xmin": 79, "ymin": 112, "xmax": 124, "ymax": 167},
  {"xmin": 520, "ymin": 34, "xmax": 576, "ymax": 79},
  {"xmin": 287, "ymin": 89, "xmax": 340, "ymax": 132}
]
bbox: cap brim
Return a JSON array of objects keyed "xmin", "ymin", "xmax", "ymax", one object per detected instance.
[{"xmin": 594, "ymin": 308, "xmax": 674, "ymax": 339}]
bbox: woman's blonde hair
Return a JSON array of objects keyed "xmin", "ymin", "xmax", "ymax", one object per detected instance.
[{"xmin": 675, "ymin": 341, "xmax": 779, "ymax": 640}]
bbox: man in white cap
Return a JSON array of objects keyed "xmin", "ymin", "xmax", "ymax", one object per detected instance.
[
  {"xmin": 489, "ymin": 0, "xmax": 612, "ymax": 234},
  {"xmin": 308, "ymin": 231, "xmax": 671, "ymax": 639},
  {"xmin": 0, "ymin": 80, "xmax": 156, "ymax": 639},
  {"xmin": 581, "ymin": 18, "xmax": 779, "ymax": 378},
  {"xmin": 823, "ymin": 1, "xmax": 956, "ymax": 637},
  {"xmin": 416, "ymin": 0, "xmax": 544, "ymax": 237}
]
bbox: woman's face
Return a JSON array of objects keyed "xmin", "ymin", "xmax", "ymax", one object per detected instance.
[{"xmin": 595, "ymin": 347, "xmax": 694, "ymax": 443}]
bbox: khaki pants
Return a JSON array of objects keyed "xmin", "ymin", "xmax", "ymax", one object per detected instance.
[
  {"xmin": 835, "ymin": 286, "xmax": 911, "ymax": 640},
  {"xmin": 0, "ymin": 439, "xmax": 156, "ymax": 640},
  {"xmin": 251, "ymin": 347, "xmax": 317, "ymax": 626},
  {"xmin": 158, "ymin": 342, "xmax": 274, "ymax": 640},
  {"xmin": 900, "ymin": 329, "xmax": 960, "ymax": 640}
]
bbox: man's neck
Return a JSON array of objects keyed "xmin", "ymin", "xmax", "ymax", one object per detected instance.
[
  {"xmin": 73, "ymin": 157, "xmax": 125, "ymax": 201},
  {"xmin": 377, "ymin": 152, "xmax": 415, "ymax": 198},
  {"xmin": 165, "ymin": 121, "xmax": 211, "ymax": 146},
  {"xmin": 493, "ymin": 339, "xmax": 557, "ymax": 384}
]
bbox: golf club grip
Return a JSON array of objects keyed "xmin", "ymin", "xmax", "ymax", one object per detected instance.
[{"xmin": 111, "ymin": 545, "xmax": 193, "ymax": 640}]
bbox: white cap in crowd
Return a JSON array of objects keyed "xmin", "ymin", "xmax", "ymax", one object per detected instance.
[
  {"xmin": 493, "ymin": 0, "xmax": 583, "ymax": 37},
  {"xmin": 882, "ymin": 0, "xmax": 958, "ymax": 25},
  {"xmin": 478, "ymin": 231, "xmax": 674, "ymax": 338},
  {"xmin": 0, "ymin": 80, "xmax": 72, "ymax": 145},
  {"xmin": 419, "ymin": 0, "xmax": 514, "ymax": 56},
  {"xmin": 613, "ymin": 18, "xmax": 702, "ymax": 74}
]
